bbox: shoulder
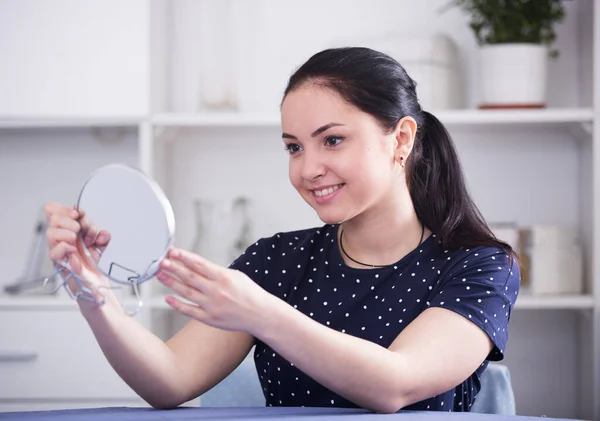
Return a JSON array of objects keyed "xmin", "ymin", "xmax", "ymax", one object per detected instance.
[
  {"xmin": 421, "ymin": 236, "xmax": 520, "ymax": 287},
  {"xmin": 430, "ymin": 241, "xmax": 522, "ymax": 317},
  {"xmin": 428, "ymin": 243, "xmax": 521, "ymax": 360},
  {"xmin": 443, "ymin": 244, "xmax": 520, "ymax": 287}
]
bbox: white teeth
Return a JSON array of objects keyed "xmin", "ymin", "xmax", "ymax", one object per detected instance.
[{"xmin": 314, "ymin": 185, "xmax": 341, "ymax": 197}]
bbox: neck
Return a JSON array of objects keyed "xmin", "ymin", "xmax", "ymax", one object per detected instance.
[{"xmin": 338, "ymin": 188, "xmax": 428, "ymax": 268}]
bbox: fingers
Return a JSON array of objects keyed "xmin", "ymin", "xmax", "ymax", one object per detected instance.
[
  {"xmin": 48, "ymin": 212, "xmax": 80, "ymax": 234},
  {"xmin": 45, "ymin": 203, "xmax": 111, "ymax": 297},
  {"xmin": 44, "ymin": 202, "xmax": 114, "ymax": 274},
  {"xmin": 78, "ymin": 209, "xmax": 112, "ymax": 250},
  {"xmin": 157, "ymin": 268, "xmax": 206, "ymax": 305},
  {"xmin": 95, "ymin": 230, "xmax": 111, "ymax": 250},
  {"xmin": 77, "ymin": 209, "xmax": 99, "ymax": 247},
  {"xmin": 46, "ymin": 214, "xmax": 81, "ymax": 263},
  {"xmin": 159, "ymin": 258, "xmax": 210, "ymax": 290},
  {"xmin": 45, "ymin": 202, "xmax": 78, "ymax": 220},
  {"xmin": 168, "ymin": 247, "xmax": 223, "ymax": 280},
  {"xmin": 47, "ymin": 211, "xmax": 80, "ymax": 266},
  {"xmin": 47, "ymin": 228, "xmax": 78, "ymax": 248},
  {"xmin": 45, "ymin": 203, "xmax": 83, "ymax": 271},
  {"xmin": 48, "ymin": 241, "xmax": 78, "ymax": 262},
  {"xmin": 164, "ymin": 296, "xmax": 208, "ymax": 321}
]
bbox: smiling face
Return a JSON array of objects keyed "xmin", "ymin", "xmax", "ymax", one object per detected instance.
[{"xmin": 280, "ymin": 82, "xmax": 406, "ymax": 225}]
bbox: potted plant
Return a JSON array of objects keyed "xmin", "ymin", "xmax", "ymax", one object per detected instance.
[{"xmin": 450, "ymin": 0, "xmax": 566, "ymax": 109}]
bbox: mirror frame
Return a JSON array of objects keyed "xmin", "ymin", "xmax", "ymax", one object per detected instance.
[{"xmin": 75, "ymin": 163, "xmax": 176, "ymax": 286}]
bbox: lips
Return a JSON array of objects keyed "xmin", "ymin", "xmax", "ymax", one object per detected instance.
[{"xmin": 310, "ymin": 184, "xmax": 344, "ymax": 204}]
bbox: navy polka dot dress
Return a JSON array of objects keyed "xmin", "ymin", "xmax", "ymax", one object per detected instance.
[{"xmin": 229, "ymin": 223, "xmax": 520, "ymax": 412}]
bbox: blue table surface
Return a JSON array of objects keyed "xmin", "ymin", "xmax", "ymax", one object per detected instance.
[{"xmin": 0, "ymin": 406, "xmax": 580, "ymax": 421}]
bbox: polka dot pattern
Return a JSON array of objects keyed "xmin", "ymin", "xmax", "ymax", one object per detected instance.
[{"xmin": 229, "ymin": 224, "xmax": 520, "ymax": 411}]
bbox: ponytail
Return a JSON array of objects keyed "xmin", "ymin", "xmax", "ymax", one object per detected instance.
[{"xmin": 408, "ymin": 111, "xmax": 514, "ymax": 255}]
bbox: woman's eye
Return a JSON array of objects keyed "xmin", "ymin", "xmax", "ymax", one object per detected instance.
[
  {"xmin": 284, "ymin": 143, "xmax": 302, "ymax": 154},
  {"xmin": 325, "ymin": 136, "xmax": 344, "ymax": 147}
]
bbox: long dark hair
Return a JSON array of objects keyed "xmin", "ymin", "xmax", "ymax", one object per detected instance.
[{"xmin": 282, "ymin": 47, "xmax": 514, "ymax": 255}]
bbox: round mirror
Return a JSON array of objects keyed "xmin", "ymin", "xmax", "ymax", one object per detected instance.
[{"xmin": 75, "ymin": 163, "xmax": 175, "ymax": 286}]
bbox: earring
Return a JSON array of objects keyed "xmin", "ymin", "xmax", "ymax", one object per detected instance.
[{"xmin": 400, "ymin": 156, "xmax": 405, "ymax": 168}]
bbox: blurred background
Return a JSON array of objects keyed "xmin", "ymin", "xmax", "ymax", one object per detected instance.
[{"xmin": 0, "ymin": 0, "xmax": 598, "ymax": 419}]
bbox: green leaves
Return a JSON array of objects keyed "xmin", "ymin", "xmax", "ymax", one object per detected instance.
[{"xmin": 451, "ymin": 0, "xmax": 566, "ymax": 56}]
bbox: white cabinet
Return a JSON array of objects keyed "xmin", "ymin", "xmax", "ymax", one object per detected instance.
[
  {"xmin": 0, "ymin": 0, "xmax": 598, "ymax": 419},
  {"xmin": 0, "ymin": 309, "xmax": 141, "ymax": 398},
  {"xmin": 0, "ymin": 303, "xmax": 149, "ymax": 412}
]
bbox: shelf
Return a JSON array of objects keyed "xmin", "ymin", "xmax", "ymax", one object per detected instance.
[
  {"xmin": 150, "ymin": 112, "xmax": 280, "ymax": 127},
  {"xmin": 515, "ymin": 294, "xmax": 595, "ymax": 310},
  {"xmin": 0, "ymin": 116, "xmax": 144, "ymax": 129},
  {"xmin": 147, "ymin": 294, "xmax": 596, "ymax": 311},
  {"xmin": 0, "ymin": 108, "xmax": 593, "ymax": 130},
  {"xmin": 149, "ymin": 108, "xmax": 594, "ymax": 133},
  {"xmin": 0, "ymin": 295, "xmax": 149, "ymax": 312},
  {"xmin": 436, "ymin": 108, "xmax": 594, "ymax": 125},
  {"xmin": 0, "ymin": 295, "xmax": 79, "ymax": 310}
]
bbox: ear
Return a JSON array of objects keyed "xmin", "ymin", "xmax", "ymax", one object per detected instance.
[{"xmin": 393, "ymin": 116, "xmax": 417, "ymax": 164}]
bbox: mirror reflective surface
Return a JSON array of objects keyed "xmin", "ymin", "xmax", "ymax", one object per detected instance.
[
  {"xmin": 76, "ymin": 164, "xmax": 175, "ymax": 286},
  {"xmin": 43, "ymin": 163, "xmax": 176, "ymax": 315}
]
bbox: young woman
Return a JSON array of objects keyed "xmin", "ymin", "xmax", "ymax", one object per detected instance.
[{"xmin": 45, "ymin": 47, "xmax": 520, "ymax": 413}]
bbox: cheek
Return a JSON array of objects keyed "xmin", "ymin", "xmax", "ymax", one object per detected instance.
[
  {"xmin": 357, "ymin": 149, "xmax": 394, "ymax": 188},
  {"xmin": 288, "ymin": 159, "xmax": 302, "ymax": 190}
]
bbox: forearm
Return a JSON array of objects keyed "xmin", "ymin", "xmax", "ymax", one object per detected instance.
[
  {"xmin": 254, "ymin": 296, "xmax": 414, "ymax": 413},
  {"xmin": 79, "ymin": 297, "xmax": 188, "ymax": 409}
]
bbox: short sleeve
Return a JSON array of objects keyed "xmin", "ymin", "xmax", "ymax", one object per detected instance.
[
  {"xmin": 228, "ymin": 239, "xmax": 268, "ymax": 289},
  {"xmin": 428, "ymin": 247, "xmax": 521, "ymax": 361}
]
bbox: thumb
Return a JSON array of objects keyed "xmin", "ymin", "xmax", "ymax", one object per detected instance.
[{"xmin": 95, "ymin": 230, "xmax": 111, "ymax": 251}]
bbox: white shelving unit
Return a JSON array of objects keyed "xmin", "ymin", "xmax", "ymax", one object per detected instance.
[
  {"xmin": 151, "ymin": 108, "xmax": 595, "ymax": 128},
  {"xmin": 0, "ymin": 0, "xmax": 598, "ymax": 419},
  {"xmin": 0, "ymin": 117, "xmax": 143, "ymax": 129}
]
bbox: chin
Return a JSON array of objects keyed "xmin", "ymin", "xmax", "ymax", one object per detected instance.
[
  {"xmin": 318, "ymin": 216, "xmax": 342, "ymax": 225},
  {"xmin": 314, "ymin": 209, "xmax": 346, "ymax": 225},
  {"xmin": 300, "ymin": 192, "xmax": 347, "ymax": 225}
]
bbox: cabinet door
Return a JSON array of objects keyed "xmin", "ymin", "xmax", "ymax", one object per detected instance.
[{"xmin": 0, "ymin": 309, "xmax": 140, "ymax": 400}]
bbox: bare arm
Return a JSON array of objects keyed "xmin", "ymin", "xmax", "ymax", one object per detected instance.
[
  {"xmin": 45, "ymin": 202, "xmax": 254, "ymax": 409},
  {"xmin": 80, "ymin": 301, "xmax": 254, "ymax": 409},
  {"xmin": 151, "ymin": 246, "xmax": 497, "ymax": 413},
  {"xmin": 256, "ymin": 299, "xmax": 492, "ymax": 414}
]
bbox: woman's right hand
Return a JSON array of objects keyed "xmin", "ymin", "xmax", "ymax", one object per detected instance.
[{"xmin": 44, "ymin": 202, "xmax": 112, "ymax": 295}]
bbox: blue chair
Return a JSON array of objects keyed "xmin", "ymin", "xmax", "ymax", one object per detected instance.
[
  {"xmin": 199, "ymin": 354, "xmax": 264, "ymax": 407},
  {"xmin": 199, "ymin": 355, "xmax": 516, "ymax": 415},
  {"xmin": 471, "ymin": 362, "xmax": 517, "ymax": 415}
]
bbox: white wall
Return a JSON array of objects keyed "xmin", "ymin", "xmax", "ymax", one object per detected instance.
[
  {"xmin": 0, "ymin": 0, "xmax": 149, "ymax": 117},
  {"xmin": 160, "ymin": 0, "xmax": 585, "ymax": 114}
]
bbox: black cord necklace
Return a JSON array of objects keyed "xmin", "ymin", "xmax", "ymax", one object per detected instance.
[{"xmin": 339, "ymin": 223, "xmax": 425, "ymax": 268}]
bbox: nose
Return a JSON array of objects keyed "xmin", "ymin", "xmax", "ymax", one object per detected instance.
[{"xmin": 300, "ymin": 150, "xmax": 326, "ymax": 181}]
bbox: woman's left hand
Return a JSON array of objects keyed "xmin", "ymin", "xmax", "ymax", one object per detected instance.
[{"xmin": 156, "ymin": 247, "xmax": 272, "ymax": 335}]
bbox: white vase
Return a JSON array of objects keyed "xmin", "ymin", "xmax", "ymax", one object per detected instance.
[
  {"xmin": 479, "ymin": 43, "xmax": 548, "ymax": 109},
  {"xmin": 197, "ymin": 0, "xmax": 238, "ymax": 110}
]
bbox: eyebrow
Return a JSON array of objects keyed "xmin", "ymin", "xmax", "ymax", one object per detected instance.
[{"xmin": 282, "ymin": 122, "xmax": 345, "ymax": 140}]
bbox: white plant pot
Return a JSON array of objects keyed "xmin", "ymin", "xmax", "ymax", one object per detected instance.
[{"xmin": 479, "ymin": 44, "xmax": 548, "ymax": 109}]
